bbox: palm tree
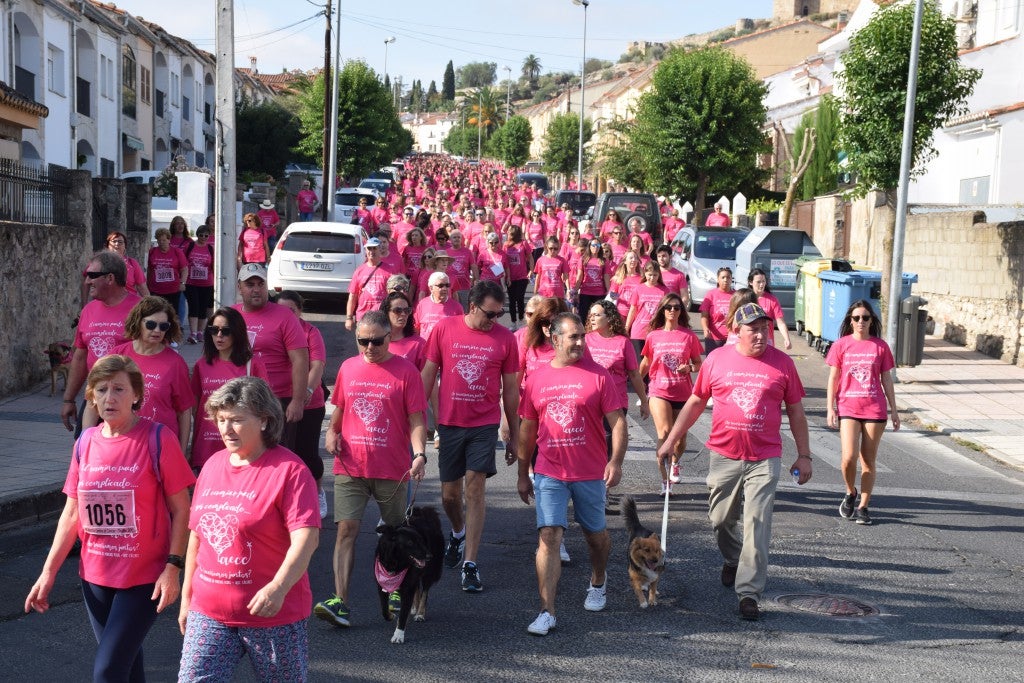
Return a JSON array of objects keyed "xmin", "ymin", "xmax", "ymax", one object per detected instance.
[
  {"xmin": 461, "ymin": 87, "xmax": 502, "ymax": 138},
  {"xmin": 522, "ymin": 54, "xmax": 541, "ymax": 84}
]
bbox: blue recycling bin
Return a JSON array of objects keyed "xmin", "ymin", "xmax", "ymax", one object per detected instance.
[{"xmin": 818, "ymin": 270, "xmax": 918, "ymax": 344}]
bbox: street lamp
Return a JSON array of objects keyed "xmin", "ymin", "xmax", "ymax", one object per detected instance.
[
  {"xmin": 504, "ymin": 65, "xmax": 512, "ymax": 122},
  {"xmin": 383, "ymin": 36, "xmax": 395, "ymax": 84},
  {"xmin": 572, "ymin": 0, "xmax": 589, "ymax": 190}
]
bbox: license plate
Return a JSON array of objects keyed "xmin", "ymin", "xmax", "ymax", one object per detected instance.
[{"xmin": 299, "ymin": 262, "xmax": 333, "ymax": 272}]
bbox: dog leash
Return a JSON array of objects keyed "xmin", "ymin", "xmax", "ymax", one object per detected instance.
[{"xmin": 404, "ymin": 477, "xmax": 422, "ymax": 522}]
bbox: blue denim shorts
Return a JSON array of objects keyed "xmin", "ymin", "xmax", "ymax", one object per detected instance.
[{"xmin": 534, "ymin": 473, "xmax": 606, "ymax": 533}]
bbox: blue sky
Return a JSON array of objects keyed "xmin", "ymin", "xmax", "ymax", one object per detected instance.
[{"xmin": 125, "ymin": 1, "xmax": 773, "ymax": 85}]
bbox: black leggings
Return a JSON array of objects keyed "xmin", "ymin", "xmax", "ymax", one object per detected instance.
[
  {"xmin": 294, "ymin": 405, "xmax": 326, "ymax": 481},
  {"xmin": 508, "ymin": 279, "xmax": 529, "ymax": 323},
  {"xmin": 82, "ymin": 580, "xmax": 158, "ymax": 683},
  {"xmin": 578, "ymin": 293, "xmax": 605, "ymax": 319}
]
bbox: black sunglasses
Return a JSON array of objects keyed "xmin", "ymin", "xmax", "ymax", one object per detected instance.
[
  {"xmin": 433, "ymin": 283, "xmax": 450, "ymax": 288},
  {"xmin": 850, "ymin": 315, "xmax": 872, "ymax": 322},
  {"xmin": 356, "ymin": 335, "xmax": 389, "ymax": 347},
  {"xmin": 86, "ymin": 271, "xmax": 112, "ymax": 279},
  {"xmin": 207, "ymin": 326, "xmax": 232, "ymax": 336},
  {"xmin": 143, "ymin": 320, "xmax": 172, "ymax": 331},
  {"xmin": 480, "ymin": 308, "xmax": 505, "ymax": 320},
  {"xmin": 389, "ymin": 306, "xmax": 411, "ymax": 315},
  {"xmin": 664, "ymin": 304, "xmax": 683, "ymax": 312}
]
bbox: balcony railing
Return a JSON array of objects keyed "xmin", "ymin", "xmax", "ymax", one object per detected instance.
[{"xmin": 0, "ymin": 160, "xmax": 71, "ymax": 225}]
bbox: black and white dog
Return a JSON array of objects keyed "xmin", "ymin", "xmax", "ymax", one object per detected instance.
[{"xmin": 374, "ymin": 506, "xmax": 444, "ymax": 643}]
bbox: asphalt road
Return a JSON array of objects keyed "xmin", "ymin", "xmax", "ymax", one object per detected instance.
[{"xmin": 1, "ymin": 302, "xmax": 1022, "ymax": 682}]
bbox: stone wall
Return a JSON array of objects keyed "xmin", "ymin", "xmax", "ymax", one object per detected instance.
[{"xmin": 0, "ymin": 171, "xmax": 151, "ymax": 398}]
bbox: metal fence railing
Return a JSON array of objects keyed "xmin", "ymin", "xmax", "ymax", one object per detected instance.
[{"xmin": 0, "ymin": 159, "xmax": 71, "ymax": 225}]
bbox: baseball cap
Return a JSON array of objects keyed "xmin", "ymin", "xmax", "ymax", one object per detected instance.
[
  {"xmin": 365, "ymin": 237, "xmax": 382, "ymax": 248},
  {"xmin": 734, "ymin": 303, "xmax": 771, "ymax": 327},
  {"xmin": 237, "ymin": 263, "xmax": 267, "ymax": 282}
]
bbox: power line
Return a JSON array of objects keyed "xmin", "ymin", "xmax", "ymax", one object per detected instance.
[
  {"xmin": 185, "ymin": 12, "xmax": 324, "ymax": 45},
  {"xmin": 342, "ymin": 8, "xmax": 625, "ymax": 42}
]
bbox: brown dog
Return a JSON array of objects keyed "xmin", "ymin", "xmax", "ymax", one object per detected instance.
[
  {"xmin": 622, "ymin": 496, "xmax": 665, "ymax": 608},
  {"xmin": 44, "ymin": 342, "xmax": 73, "ymax": 396}
]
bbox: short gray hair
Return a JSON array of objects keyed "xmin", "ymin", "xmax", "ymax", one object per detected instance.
[
  {"xmin": 428, "ymin": 271, "xmax": 450, "ymax": 287},
  {"xmin": 357, "ymin": 310, "xmax": 391, "ymax": 332},
  {"xmin": 205, "ymin": 377, "xmax": 284, "ymax": 448}
]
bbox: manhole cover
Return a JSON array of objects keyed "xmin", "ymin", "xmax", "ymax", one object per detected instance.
[{"xmin": 775, "ymin": 594, "xmax": 879, "ymax": 617}]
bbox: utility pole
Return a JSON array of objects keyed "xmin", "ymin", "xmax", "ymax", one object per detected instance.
[
  {"xmin": 504, "ymin": 65, "xmax": 512, "ymax": 121},
  {"xmin": 320, "ymin": 2, "xmax": 332, "ymax": 220},
  {"xmin": 326, "ymin": 0, "xmax": 341, "ymax": 217},
  {"xmin": 214, "ymin": 0, "xmax": 237, "ymax": 306},
  {"xmin": 476, "ymin": 89, "xmax": 482, "ymax": 160}
]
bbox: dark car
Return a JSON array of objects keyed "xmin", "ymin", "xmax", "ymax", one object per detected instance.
[
  {"xmin": 590, "ymin": 192, "xmax": 663, "ymax": 244},
  {"xmin": 554, "ymin": 190, "xmax": 597, "ymax": 220},
  {"xmin": 514, "ymin": 172, "xmax": 550, "ymax": 194}
]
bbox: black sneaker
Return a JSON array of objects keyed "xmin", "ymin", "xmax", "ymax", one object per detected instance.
[
  {"xmin": 461, "ymin": 562, "xmax": 483, "ymax": 592},
  {"xmin": 739, "ymin": 597, "xmax": 760, "ymax": 621},
  {"xmin": 855, "ymin": 507, "xmax": 872, "ymax": 525},
  {"xmin": 444, "ymin": 533, "xmax": 465, "ymax": 569},
  {"xmin": 839, "ymin": 489, "xmax": 858, "ymax": 519}
]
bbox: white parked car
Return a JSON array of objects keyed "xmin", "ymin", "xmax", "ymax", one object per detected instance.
[
  {"xmin": 670, "ymin": 226, "xmax": 749, "ymax": 309},
  {"xmin": 333, "ymin": 188, "xmax": 380, "ymax": 224},
  {"xmin": 267, "ymin": 221, "xmax": 368, "ymax": 295}
]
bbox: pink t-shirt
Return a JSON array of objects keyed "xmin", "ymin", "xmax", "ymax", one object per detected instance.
[
  {"xmin": 185, "ymin": 242, "xmax": 215, "ymax": 287},
  {"xmin": 190, "ymin": 356, "xmax": 269, "ymax": 468},
  {"xmin": 533, "ymin": 256, "xmax": 568, "ymax": 298},
  {"xmin": 380, "ymin": 250, "xmax": 403, "ymax": 275},
  {"xmin": 706, "ymin": 211, "xmax": 731, "ymax": 227},
  {"xmin": 124, "ymin": 257, "xmax": 146, "ymax": 295},
  {"xmin": 302, "ymin": 319, "xmax": 327, "ymax": 410},
  {"xmin": 256, "ymin": 208, "xmax": 280, "ymax": 238},
  {"xmin": 825, "ymin": 335, "xmax": 895, "ymax": 420},
  {"xmin": 661, "ymin": 267, "xmax": 686, "ymax": 298},
  {"xmin": 349, "ymin": 263, "xmax": 394, "ymax": 320},
  {"xmin": 578, "ymin": 258, "xmax": 612, "ymax": 296},
  {"xmin": 331, "ymin": 355, "xmax": 427, "ymax": 479},
  {"xmin": 74, "ymin": 293, "xmax": 141, "ymax": 369},
  {"xmin": 113, "ymin": 343, "xmax": 194, "ymax": 433},
  {"xmin": 238, "ymin": 228, "xmax": 268, "ymax": 264},
  {"xmin": 642, "ymin": 328, "xmax": 702, "ymax": 402},
  {"xmin": 611, "ymin": 275, "xmax": 641, "ymax": 318},
  {"xmin": 628, "ymin": 284, "xmax": 669, "ymax": 339},
  {"xmin": 296, "ymin": 189, "xmax": 318, "ymax": 213},
  {"xmin": 700, "ymin": 288, "xmax": 734, "ymax": 342},
  {"xmin": 188, "ymin": 445, "xmax": 320, "ymax": 627},
  {"xmin": 525, "ymin": 221, "xmax": 546, "ymax": 250},
  {"xmin": 426, "ymin": 315, "xmax": 519, "ymax": 428},
  {"xmin": 63, "ymin": 418, "xmax": 195, "ymax": 588},
  {"xmin": 692, "ymin": 345, "xmax": 805, "ymax": 461},
  {"xmin": 585, "ymin": 332, "xmax": 638, "ymax": 410},
  {"xmin": 476, "ymin": 248, "xmax": 509, "ymax": 283},
  {"xmin": 390, "ymin": 334, "xmax": 427, "ymax": 370},
  {"xmin": 233, "ymin": 302, "xmax": 308, "ymax": 398},
  {"xmin": 414, "ymin": 297, "xmax": 463, "ymax": 343},
  {"xmin": 147, "ymin": 246, "xmax": 187, "ymax": 295},
  {"xmin": 520, "ymin": 358, "xmax": 619, "ymax": 482},
  {"xmin": 446, "ymin": 247, "xmax": 475, "ymax": 291},
  {"xmin": 505, "ymin": 242, "xmax": 531, "ymax": 281}
]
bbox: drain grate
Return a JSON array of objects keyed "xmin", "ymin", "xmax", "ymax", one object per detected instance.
[{"xmin": 775, "ymin": 593, "xmax": 879, "ymax": 617}]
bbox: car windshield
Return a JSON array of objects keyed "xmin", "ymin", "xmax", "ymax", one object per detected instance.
[
  {"xmin": 561, "ymin": 193, "xmax": 596, "ymax": 215},
  {"xmin": 279, "ymin": 232, "xmax": 356, "ymax": 254},
  {"xmin": 609, "ymin": 198, "xmax": 655, "ymax": 217},
  {"xmin": 360, "ymin": 180, "xmax": 391, "ymax": 192},
  {"xmin": 694, "ymin": 233, "xmax": 741, "ymax": 260},
  {"xmin": 335, "ymin": 194, "xmax": 372, "ymax": 207}
]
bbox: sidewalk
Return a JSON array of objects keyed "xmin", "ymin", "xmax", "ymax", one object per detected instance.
[{"xmin": 2, "ymin": 334, "xmax": 1022, "ymax": 530}]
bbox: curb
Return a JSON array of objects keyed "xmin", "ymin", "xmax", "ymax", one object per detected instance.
[{"xmin": 0, "ymin": 485, "xmax": 65, "ymax": 532}]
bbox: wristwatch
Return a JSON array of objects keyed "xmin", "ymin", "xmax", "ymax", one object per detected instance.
[
  {"xmin": 413, "ymin": 452, "xmax": 427, "ymax": 463},
  {"xmin": 166, "ymin": 554, "xmax": 185, "ymax": 569}
]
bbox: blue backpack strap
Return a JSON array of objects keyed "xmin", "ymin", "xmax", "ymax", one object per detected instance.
[
  {"xmin": 73, "ymin": 426, "xmax": 99, "ymax": 467},
  {"xmin": 148, "ymin": 421, "xmax": 164, "ymax": 484}
]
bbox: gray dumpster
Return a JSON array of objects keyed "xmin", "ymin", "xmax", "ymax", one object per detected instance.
[
  {"xmin": 734, "ymin": 227, "xmax": 822, "ymax": 328},
  {"xmin": 896, "ymin": 295, "xmax": 929, "ymax": 367}
]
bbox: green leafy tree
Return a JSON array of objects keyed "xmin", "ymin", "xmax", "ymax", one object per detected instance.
[
  {"xmin": 443, "ymin": 123, "xmax": 476, "ymax": 157},
  {"xmin": 798, "ymin": 94, "xmax": 839, "ymax": 200},
  {"xmin": 491, "ymin": 116, "xmax": 533, "ymax": 168},
  {"xmin": 462, "ymin": 87, "xmax": 502, "ymax": 139},
  {"xmin": 600, "ymin": 116, "xmax": 653, "ymax": 192},
  {"xmin": 522, "ymin": 55, "xmax": 542, "ymax": 84},
  {"xmin": 629, "ymin": 47, "xmax": 770, "ymax": 225},
  {"xmin": 542, "ymin": 112, "xmax": 592, "ymax": 179},
  {"xmin": 442, "ymin": 61, "xmax": 456, "ymax": 100},
  {"xmin": 457, "ymin": 61, "xmax": 497, "ymax": 88},
  {"xmin": 235, "ymin": 97, "xmax": 303, "ymax": 177},
  {"xmin": 294, "ymin": 60, "xmax": 411, "ymax": 182},
  {"xmin": 837, "ymin": 0, "xmax": 980, "ymax": 313},
  {"xmin": 426, "ymin": 80, "xmax": 439, "ymax": 107}
]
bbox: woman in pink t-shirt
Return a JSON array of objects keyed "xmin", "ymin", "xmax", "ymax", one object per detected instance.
[
  {"xmin": 628, "ymin": 233, "xmax": 652, "ymax": 268},
  {"xmin": 190, "ymin": 307, "xmax": 267, "ymax": 469},
  {"xmin": 236, "ymin": 213, "xmax": 270, "ymax": 267},
  {"xmin": 504, "ymin": 224, "xmax": 533, "ymax": 328},
  {"xmin": 26, "ymin": 355, "xmax": 193, "ymax": 681},
  {"xmin": 585, "ymin": 299, "xmax": 649, "ymax": 417},
  {"xmin": 275, "ymin": 292, "xmax": 328, "ymax": 511},
  {"xmin": 575, "ymin": 238, "xmax": 612, "ymax": 317},
  {"xmin": 748, "ymin": 268, "xmax": 793, "ymax": 350},
  {"xmin": 625, "ymin": 261, "xmax": 669, "ymax": 358},
  {"xmin": 599, "ymin": 209, "xmax": 624, "ymax": 241},
  {"xmin": 91, "ymin": 297, "xmax": 194, "ymax": 448},
  {"xmin": 826, "ymin": 300, "xmax": 899, "ymax": 526},
  {"xmin": 609, "ymin": 251, "xmax": 642, "ymax": 319},
  {"xmin": 179, "ymin": 377, "xmax": 319, "ymax": 682},
  {"xmin": 147, "ymin": 228, "xmax": 188, "ymax": 309},
  {"xmin": 533, "ymin": 238, "xmax": 569, "ymax": 299},
  {"xmin": 382, "ymin": 291, "xmax": 427, "ymax": 370},
  {"xmin": 699, "ymin": 267, "xmax": 734, "ymax": 355},
  {"xmin": 184, "ymin": 227, "xmax": 215, "ymax": 344},
  {"xmin": 639, "ymin": 293, "xmax": 703, "ymax": 495}
]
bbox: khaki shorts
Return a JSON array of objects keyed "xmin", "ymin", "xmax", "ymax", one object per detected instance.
[{"xmin": 333, "ymin": 475, "xmax": 408, "ymax": 526}]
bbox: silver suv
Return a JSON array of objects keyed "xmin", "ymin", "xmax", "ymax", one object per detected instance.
[{"xmin": 670, "ymin": 226, "xmax": 749, "ymax": 308}]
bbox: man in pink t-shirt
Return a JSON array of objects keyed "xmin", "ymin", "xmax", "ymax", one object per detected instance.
[
  {"xmin": 315, "ymin": 311, "xmax": 427, "ymax": 626},
  {"xmin": 421, "ymin": 280, "xmax": 519, "ymax": 593},
  {"xmin": 296, "ymin": 180, "xmax": 318, "ymax": 221},
  {"xmin": 414, "ymin": 271, "xmax": 463, "ymax": 342},
  {"xmin": 256, "ymin": 199, "xmax": 281, "ymax": 251},
  {"xmin": 518, "ymin": 312, "xmax": 626, "ymax": 635},
  {"xmin": 62, "ymin": 251, "xmax": 141, "ymax": 434},
  {"xmin": 233, "ymin": 264, "xmax": 309, "ymax": 438},
  {"xmin": 657, "ymin": 303, "xmax": 812, "ymax": 622},
  {"xmin": 345, "ymin": 238, "xmax": 393, "ymax": 330},
  {"xmin": 655, "ymin": 245, "xmax": 688, "ymax": 306},
  {"xmin": 705, "ymin": 203, "xmax": 731, "ymax": 227}
]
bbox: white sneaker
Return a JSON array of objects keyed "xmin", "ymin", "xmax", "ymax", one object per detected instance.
[
  {"xmin": 669, "ymin": 462, "xmax": 681, "ymax": 484},
  {"xmin": 584, "ymin": 582, "xmax": 606, "ymax": 611},
  {"xmin": 559, "ymin": 542, "xmax": 571, "ymax": 564},
  {"xmin": 527, "ymin": 610, "xmax": 556, "ymax": 636},
  {"xmin": 661, "ymin": 480, "xmax": 673, "ymax": 496},
  {"xmin": 318, "ymin": 487, "xmax": 328, "ymax": 519}
]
